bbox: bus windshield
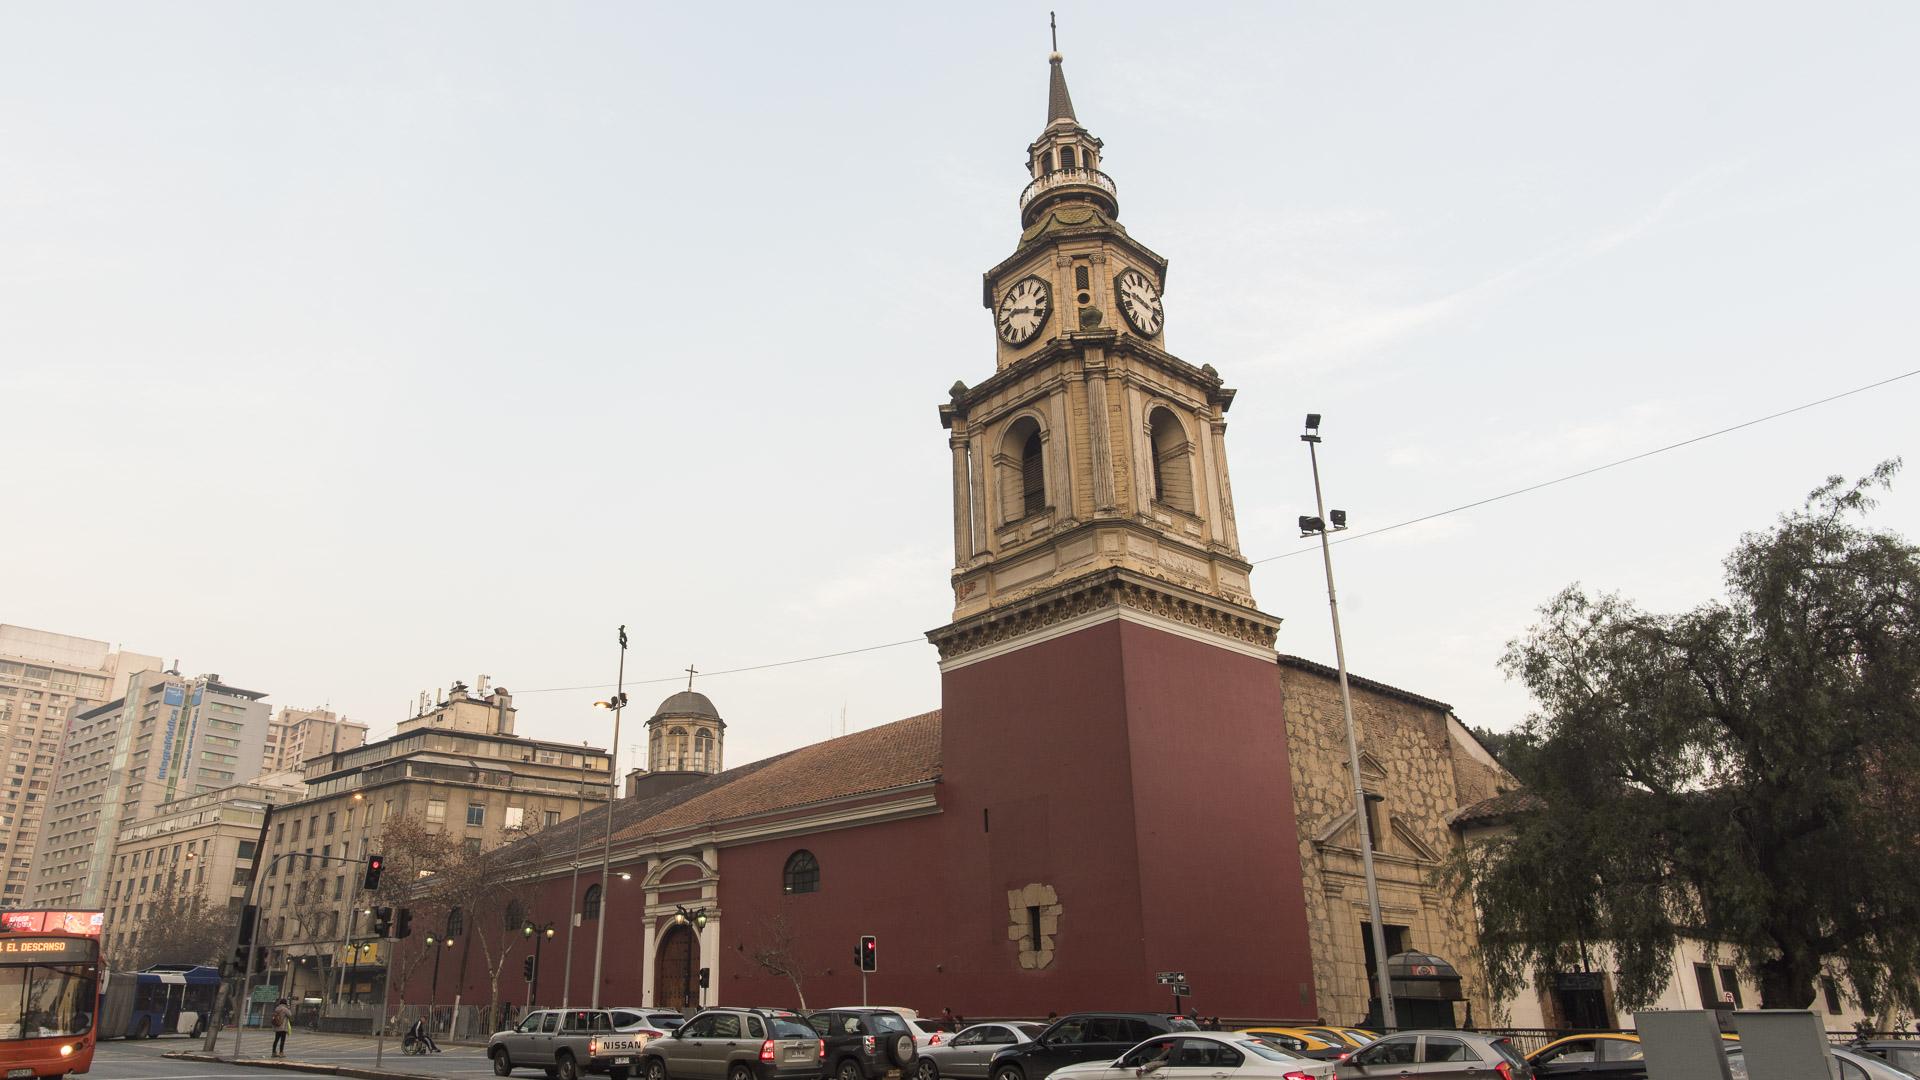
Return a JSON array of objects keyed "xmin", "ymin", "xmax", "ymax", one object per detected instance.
[{"xmin": 0, "ymin": 961, "xmax": 96, "ymax": 1040}]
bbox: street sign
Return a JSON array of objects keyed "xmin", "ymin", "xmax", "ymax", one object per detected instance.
[
  {"xmin": 1174, "ymin": 983, "xmax": 1192, "ymax": 996},
  {"xmin": 251, "ymin": 985, "xmax": 279, "ymax": 1003},
  {"xmin": 1155, "ymin": 971, "xmax": 1186, "ymax": 984}
]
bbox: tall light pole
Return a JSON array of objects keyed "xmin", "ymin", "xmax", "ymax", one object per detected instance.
[
  {"xmin": 1300, "ymin": 412, "xmax": 1397, "ymax": 1032},
  {"xmin": 560, "ymin": 740, "xmax": 589, "ymax": 1009},
  {"xmin": 589, "ymin": 625, "xmax": 629, "ymax": 1009}
]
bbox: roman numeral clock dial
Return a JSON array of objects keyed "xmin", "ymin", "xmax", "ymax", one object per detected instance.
[
  {"xmin": 1115, "ymin": 268, "xmax": 1164, "ymax": 336},
  {"xmin": 996, "ymin": 276, "xmax": 1052, "ymax": 346}
]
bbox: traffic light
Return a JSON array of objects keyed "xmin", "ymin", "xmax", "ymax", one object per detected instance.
[
  {"xmin": 370, "ymin": 906, "xmax": 393, "ymax": 937},
  {"xmin": 523, "ymin": 956, "xmax": 535, "ymax": 981},
  {"xmin": 363, "ymin": 854, "xmax": 385, "ymax": 891},
  {"xmin": 697, "ymin": 967, "xmax": 710, "ymax": 989},
  {"xmin": 859, "ymin": 935, "xmax": 877, "ymax": 973},
  {"xmin": 395, "ymin": 908, "xmax": 413, "ymax": 939}
]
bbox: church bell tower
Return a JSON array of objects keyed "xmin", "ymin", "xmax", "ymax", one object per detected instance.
[{"xmin": 927, "ymin": 43, "xmax": 1317, "ymax": 1020}]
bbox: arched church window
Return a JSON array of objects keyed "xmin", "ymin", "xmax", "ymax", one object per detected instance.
[
  {"xmin": 1060, "ymin": 146, "xmax": 1077, "ymax": 169},
  {"xmin": 783, "ymin": 850, "xmax": 819, "ymax": 895},
  {"xmin": 997, "ymin": 416, "xmax": 1048, "ymax": 523},
  {"xmin": 1022, "ymin": 431, "xmax": 1045, "ymax": 516},
  {"xmin": 1044, "ymin": 150, "xmax": 1055, "ymax": 173},
  {"xmin": 694, "ymin": 730, "xmax": 714, "ymax": 770},
  {"xmin": 447, "ymin": 908, "xmax": 463, "ymax": 938},
  {"xmin": 583, "ymin": 884, "xmax": 602, "ymax": 920},
  {"xmin": 1149, "ymin": 408, "xmax": 1196, "ymax": 513}
]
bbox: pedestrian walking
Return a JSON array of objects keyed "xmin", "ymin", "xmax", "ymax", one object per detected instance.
[{"xmin": 270, "ymin": 998, "xmax": 293, "ymax": 1058}]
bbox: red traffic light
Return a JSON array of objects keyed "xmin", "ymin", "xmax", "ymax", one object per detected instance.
[
  {"xmin": 363, "ymin": 854, "xmax": 385, "ymax": 891},
  {"xmin": 859, "ymin": 935, "xmax": 877, "ymax": 973}
]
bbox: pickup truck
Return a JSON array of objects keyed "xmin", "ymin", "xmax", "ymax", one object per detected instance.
[{"xmin": 490, "ymin": 1008, "xmax": 658, "ymax": 1080}]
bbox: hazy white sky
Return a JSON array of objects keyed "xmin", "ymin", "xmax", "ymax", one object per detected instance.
[{"xmin": 5, "ymin": 3, "xmax": 1917, "ymax": 771}]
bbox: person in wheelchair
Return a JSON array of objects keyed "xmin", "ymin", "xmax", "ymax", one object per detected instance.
[{"xmin": 405, "ymin": 1015, "xmax": 441, "ymax": 1054}]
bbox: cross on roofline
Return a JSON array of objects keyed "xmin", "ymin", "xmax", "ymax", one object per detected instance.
[{"xmin": 685, "ymin": 664, "xmax": 698, "ymax": 692}]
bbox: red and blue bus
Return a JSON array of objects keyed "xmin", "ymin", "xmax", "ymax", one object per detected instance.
[{"xmin": 0, "ymin": 909, "xmax": 102, "ymax": 1079}]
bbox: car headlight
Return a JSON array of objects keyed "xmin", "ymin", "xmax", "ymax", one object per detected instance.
[{"xmin": 59, "ymin": 1045, "xmax": 74, "ymax": 1057}]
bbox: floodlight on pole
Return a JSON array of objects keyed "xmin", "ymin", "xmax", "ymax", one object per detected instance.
[{"xmin": 1300, "ymin": 413, "xmax": 1398, "ymax": 1032}]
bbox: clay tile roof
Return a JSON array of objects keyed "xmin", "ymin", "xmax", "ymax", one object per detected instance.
[
  {"xmin": 617, "ymin": 710, "xmax": 941, "ymax": 841},
  {"xmin": 501, "ymin": 711, "xmax": 942, "ymax": 868},
  {"xmin": 1448, "ymin": 789, "xmax": 1543, "ymax": 829}
]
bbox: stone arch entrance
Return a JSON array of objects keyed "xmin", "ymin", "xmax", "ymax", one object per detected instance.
[{"xmin": 655, "ymin": 923, "xmax": 698, "ymax": 1010}]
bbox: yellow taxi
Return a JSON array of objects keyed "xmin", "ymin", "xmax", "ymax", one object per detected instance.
[
  {"xmin": 1529, "ymin": 1031, "xmax": 1738, "ymax": 1071},
  {"xmin": 1235, "ymin": 1028, "xmax": 1348, "ymax": 1061}
]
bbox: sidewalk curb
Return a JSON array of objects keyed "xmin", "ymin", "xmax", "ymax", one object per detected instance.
[{"xmin": 163, "ymin": 1049, "xmax": 451, "ymax": 1080}]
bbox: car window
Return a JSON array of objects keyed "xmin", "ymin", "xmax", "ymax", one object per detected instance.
[
  {"xmin": 682, "ymin": 1016, "xmax": 712, "ymax": 1038},
  {"xmin": 951, "ymin": 1028, "xmax": 982, "ymax": 1047},
  {"xmin": 986, "ymin": 1026, "xmax": 1021, "ymax": 1045},
  {"xmin": 1838, "ymin": 1058, "xmax": 1867, "ymax": 1080},
  {"xmin": 1355, "ymin": 1038, "xmax": 1417, "ymax": 1066},
  {"xmin": 1048, "ymin": 1019, "xmax": 1088, "ymax": 1044},
  {"xmin": 612, "ymin": 1011, "xmax": 642, "ymax": 1028},
  {"xmin": 871, "ymin": 1014, "xmax": 908, "ymax": 1034},
  {"xmin": 516, "ymin": 1013, "xmax": 543, "ymax": 1033},
  {"xmin": 1890, "ymin": 1049, "xmax": 1920, "ymax": 1072},
  {"xmin": 1254, "ymin": 1033, "xmax": 1307, "ymax": 1052},
  {"xmin": 1537, "ymin": 1039, "xmax": 1595, "ymax": 1064},
  {"xmin": 1422, "ymin": 1038, "xmax": 1470, "ymax": 1063},
  {"xmin": 1016, "ymin": 1024, "xmax": 1047, "ymax": 1040},
  {"xmin": 711, "ymin": 1014, "xmax": 742, "ymax": 1039},
  {"xmin": 749, "ymin": 1016, "xmax": 766, "ymax": 1038},
  {"xmin": 1597, "ymin": 1040, "xmax": 1644, "ymax": 1063},
  {"xmin": 1119, "ymin": 1037, "xmax": 1182, "ymax": 1068},
  {"xmin": 774, "ymin": 1020, "xmax": 818, "ymax": 1040},
  {"xmin": 1489, "ymin": 1042, "xmax": 1531, "ymax": 1069},
  {"xmin": 542, "ymin": 1013, "xmax": 561, "ymax": 1034},
  {"xmin": 1174, "ymin": 1039, "xmax": 1241, "ymax": 1068},
  {"xmin": 1168, "ymin": 1018, "xmax": 1199, "ymax": 1032},
  {"xmin": 1241, "ymin": 1041, "xmax": 1297, "ymax": 1063}
]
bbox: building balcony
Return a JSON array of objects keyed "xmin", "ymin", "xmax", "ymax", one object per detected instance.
[{"xmin": 1018, "ymin": 167, "xmax": 1118, "ymax": 221}]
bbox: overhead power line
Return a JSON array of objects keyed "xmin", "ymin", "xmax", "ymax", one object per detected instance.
[{"xmin": 518, "ymin": 367, "xmax": 1919, "ymax": 696}]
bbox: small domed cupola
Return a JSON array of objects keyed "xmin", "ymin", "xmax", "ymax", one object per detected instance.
[
  {"xmin": 647, "ymin": 688, "xmax": 725, "ymax": 775},
  {"xmin": 1019, "ymin": 50, "xmax": 1117, "ymax": 228}
]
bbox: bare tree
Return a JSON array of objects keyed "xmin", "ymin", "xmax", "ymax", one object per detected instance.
[
  {"xmin": 367, "ymin": 813, "xmax": 458, "ymax": 1005},
  {"xmin": 116, "ymin": 873, "xmax": 229, "ymax": 971},
  {"xmin": 749, "ymin": 914, "xmax": 809, "ymax": 1012},
  {"xmin": 423, "ymin": 827, "xmax": 551, "ymax": 1026}
]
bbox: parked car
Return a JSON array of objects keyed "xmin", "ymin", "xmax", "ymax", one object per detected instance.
[
  {"xmin": 1334, "ymin": 1031, "xmax": 1534, "ymax": 1080},
  {"xmin": 809, "ymin": 1008, "xmax": 921, "ymax": 1080},
  {"xmin": 490, "ymin": 1008, "xmax": 656, "ymax": 1080},
  {"xmin": 915, "ymin": 1023, "xmax": 1047, "ymax": 1080},
  {"xmin": 1527, "ymin": 1033, "xmax": 1649, "ymax": 1078},
  {"xmin": 1727, "ymin": 1045, "xmax": 1919, "ymax": 1080},
  {"xmin": 843, "ymin": 1007, "xmax": 943, "ymax": 1050},
  {"xmin": 987, "ymin": 1013, "xmax": 1198, "ymax": 1080},
  {"xmin": 1049, "ymin": 1031, "xmax": 1334, "ymax": 1080},
  {"xmin": 609, "ymin": 1009, "xmax": 674, "ymax": 1037},
  {"xmin": 1236, "ymin": 1029, "xmax": 1347, "ymax": 1062},
  {"xmin": 1854, "ymin": 1041, "xmax": 1920, "ymax": 1076},
  {"xmin": 641, "ymin": 1007, "xmax": 825, "ymax": 1080}
]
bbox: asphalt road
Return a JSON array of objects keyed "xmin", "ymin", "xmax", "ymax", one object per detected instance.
[{"xmin": 88, "ymin": 1032, "xmax": 500, "ymax": 1080}]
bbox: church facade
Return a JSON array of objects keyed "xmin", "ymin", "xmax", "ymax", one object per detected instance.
[{"xmin": 418, "ymin": 48, "xmax": 1510, "ymax": 1025}]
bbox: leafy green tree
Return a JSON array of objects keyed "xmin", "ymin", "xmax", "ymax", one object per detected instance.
[
  {"xmin": 1448, "ymin": 461, "xmax": 1920, "ymax": 1013},
  {"xmin": 1467, "ymin": 724, "xmax": 1529, "ymax": 772}
]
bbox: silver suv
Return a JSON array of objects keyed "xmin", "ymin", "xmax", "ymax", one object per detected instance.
[
  {"xmin": 491, "ymin": 1008, "xmax": 656, "ymax": 1080},
  {"xmin": 643, "ymin": 1007, "xmax": 824, "ymax": 1080}
]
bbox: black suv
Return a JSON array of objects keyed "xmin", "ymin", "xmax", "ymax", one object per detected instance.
[
  {"xmin": 807, "ymin": 1009, "xmax": 919, "ymax": 1080},
  {"xmin": 987, "ymin": 1014, "xmax": 1197, "ymax": 1080}
]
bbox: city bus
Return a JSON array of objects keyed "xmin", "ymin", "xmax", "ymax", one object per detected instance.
[
  {"xmin": 97, "ymin": 965, "xmax": 221, "ymax": 1039},
  {"xmin": 0, "ymin": 909, "xmax": 103, "ymax": 1079}
]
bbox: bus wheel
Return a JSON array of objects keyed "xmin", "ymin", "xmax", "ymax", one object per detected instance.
[{"xmin": 134, "ymin": 1017, "xmax": 150, "ymax": 1039}]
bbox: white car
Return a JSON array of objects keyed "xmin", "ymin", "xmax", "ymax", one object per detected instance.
[
  {"xmin": 915, "ymin": 1023, "xmax": 1048, "ymax": 1080},
  {"xmin": 1051, "ymin": 1032, "xmax": 1334, "ymax": 1080}
]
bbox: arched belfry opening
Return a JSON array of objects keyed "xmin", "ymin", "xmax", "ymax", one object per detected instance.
[
  {"xmin": 996, "ymin": 416, "xmax": 1049, "ymax": 523},
  {"xmin": 1149, "ymin": 407, "xmax": 1196, "ymax": 514}
]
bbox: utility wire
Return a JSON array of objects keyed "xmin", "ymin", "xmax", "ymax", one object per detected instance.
[{"xmin": 517, "ymin": 367, "xmax": 1919, "ymax": 696}]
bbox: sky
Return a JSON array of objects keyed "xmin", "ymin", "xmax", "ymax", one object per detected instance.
[{"xmin": 4, "ymin": 3, "xmax": 1917, "ymax": 772}]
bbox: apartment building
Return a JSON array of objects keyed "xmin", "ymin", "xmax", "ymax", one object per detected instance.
[
  {"xmin": 253, "ymin": 682, "xmax": 611, "ymax": 1002},
  {"xmin": 0, "ymin": 624, "xmax": 162, "ymax": 907},
  {"xmin": 31, "ymin": 670, "xmax": 273, "ymax": 908},
  {"xmin": 264, "ymin": 707, "xmax": 369, "ymax": 774},
  {"xmin": 101, "ymin": 773, "xmax": 306, "ymax": 965}
]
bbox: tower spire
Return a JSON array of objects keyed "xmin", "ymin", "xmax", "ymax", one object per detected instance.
[{"xmin": 1046, "ymin": 13, "xmax": 1076, "ymax": 125}]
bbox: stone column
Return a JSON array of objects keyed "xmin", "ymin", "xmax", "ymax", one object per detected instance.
[
  {"xmin": 1212, "ymin": 418, "xmax": 1241, "ymax": 551},
  {"xmin": 950, "ymin": 430, "xmax": 974, "ymax": 563},
  {"xmin": 640, "ymin": 909, "xmax": 658, "ymax": 1006},
  {"xmin": 969, "ymin": 434, "xmax": 991, "ymax": 553},
  {"xmin": 1086, "ymin": 358, "xmax": 1116, "ymax": 511},
  {"xmin": 1195, "ymin": 407, "xmax": 1222, "ymax": 544},
  {"xmin": 1047, "ymin": 390, "xmax": 1072, "ymax": 518}
]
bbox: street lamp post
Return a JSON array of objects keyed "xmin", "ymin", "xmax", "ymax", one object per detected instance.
[
  {"xmin": 561, "ymin": 741, "xmax": 590, "ymax": 1009},
  {"xmin": 1299, "ymin": 412, "xmax": 1398, "ymax": 1032},
  {"xmin": 589, "ymin": 625, "xmax": 630, "ymax": 1009},
  {"xmin": 425, "ymin": 930, "xmax": 456, "ymax": 1032},
  {"xmin": 524, "ymin": 922, "xmax": 556, "ymax": 1008}
]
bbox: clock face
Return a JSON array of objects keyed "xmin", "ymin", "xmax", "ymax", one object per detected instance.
[
  {"xmin": 1114, "ymin": 268, "xmax": 1164, "ymax": 336},
  {"xmin": 996, "ymin": 276, "xmax": 1052, "ymax": 346}
]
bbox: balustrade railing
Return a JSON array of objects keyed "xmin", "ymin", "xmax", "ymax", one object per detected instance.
[{"xmin": 1018, "ymin": 166, "xmax": 1117, "ymax": 210}]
